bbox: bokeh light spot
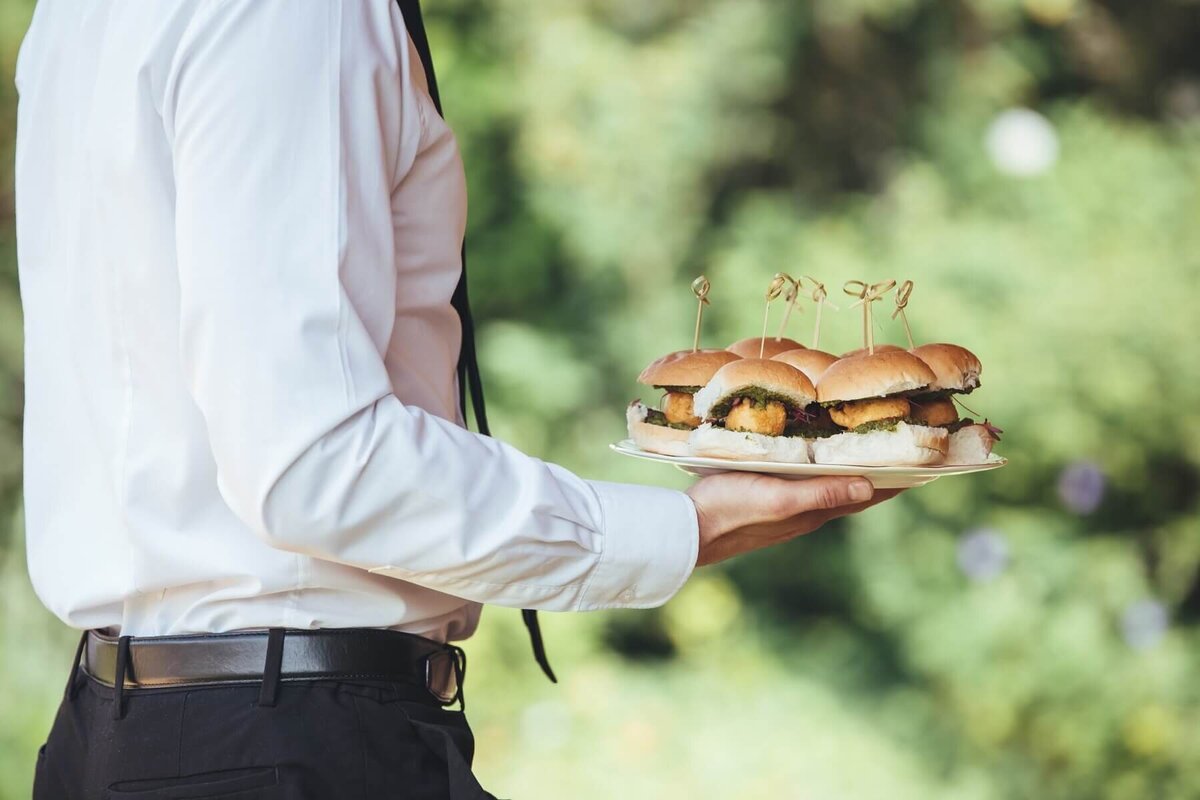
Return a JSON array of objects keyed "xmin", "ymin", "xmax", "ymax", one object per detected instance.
[
  {"xmin": 985, "ymin": 108, "xmax": 1060, "ymax": 177},
  {"xmin": 956, "ymin": 528, "xmax": 1009, "ymax": 582},
  {"xmin": 1121, "ymin": 600, "xmax": 1168, "ymax": 652},
  {"xmin": 1057, "ymin": 461, "xmax": 1106, "ymax": 515}
]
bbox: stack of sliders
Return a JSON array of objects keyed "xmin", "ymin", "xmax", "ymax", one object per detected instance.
[
  {"xmin": 770, "ymin": 347, "xmax": 842, "ymax": 439},
  {"xmin": 626, "ymin": 342, "xmax": 1000, "ymax": 467},
  {"xmin": 810, "ymin": 350, "xmax": 951, "ymax": 466},
  {"xmin": 908, "ymin": 343, "xmax": 1000, "ymax": 465},
  {"xmin": 689, "ymin": 358, "xmax": 815, "ymax": 462},
  {"xmin": 627, "ymin": 349, "xmax": 740, "ymax": 456}
]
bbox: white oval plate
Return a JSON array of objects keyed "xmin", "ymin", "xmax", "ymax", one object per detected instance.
[{"xmin": 610, "ymin": 439, "xmax": 1007, "ymax": 489}]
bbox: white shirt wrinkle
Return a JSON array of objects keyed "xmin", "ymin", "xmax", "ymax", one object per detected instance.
[{"xmin": 15, "ymin": 0, "xmax": 699, "ymax": 640}]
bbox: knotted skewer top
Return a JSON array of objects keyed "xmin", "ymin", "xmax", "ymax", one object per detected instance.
[
  {"xmin": 759, "ymin": 273, "xmax": 793, "ymax": 358},
  {"xmin": 766, "ymin": 273, "xmax": 791, "ymax": 302},
  {"xmin": 775, "ymin": 273, "xmax": 802, "ymax": 341},
  {"xmin": 844, "ymin": 279, "xmax": 897, "ymax": 355},
  {"xmin": 891, "ymin": 279, "xmax": 915, "ymax": 349},
  {"xmin": 844, "ymin": 279, "xmax": 897, "ymax": 307}
]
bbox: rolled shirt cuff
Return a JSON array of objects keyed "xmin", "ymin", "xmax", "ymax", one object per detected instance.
[{"xmin": 576, "ymin": 480, "xmax": 699, "ymax": 611}]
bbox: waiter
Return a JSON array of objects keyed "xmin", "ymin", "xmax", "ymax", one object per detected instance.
[{"xmin": 14, "ymin": 2, "xmax": 895, "ymax": 797}]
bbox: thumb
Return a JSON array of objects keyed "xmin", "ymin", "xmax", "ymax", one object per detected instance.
[{"xmin": 757, "ymin": 475, "xmax": 875, "ymax": 520}]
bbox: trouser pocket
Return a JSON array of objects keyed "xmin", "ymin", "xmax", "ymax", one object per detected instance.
[{"xmin": 103, "ymin": 766, "xmax": 280, "ymax": 799}]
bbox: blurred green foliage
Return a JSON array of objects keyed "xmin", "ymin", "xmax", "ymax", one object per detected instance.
[{"xmin": 2, "ymin": 0, "xmax": 1200, "ymax": 797}]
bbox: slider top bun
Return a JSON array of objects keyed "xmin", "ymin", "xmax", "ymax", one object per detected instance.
[
  {"xmin": 841, "ymin": 343, "xmax": 904, "ymax": 358},
  {"xmin": 909, "ymin": 343, "xmax": 981, "ymax": 393},
  {"xmin": 638, "ymin": 349, "xmax": 740, "ymax": 387},
  {"xmin": 816, "ymin": 350, "xmax": 936, "ymax": 403},
  {"xmin": 771, "ymin": 348, "xmax": 839, "ymax": 384},
  {"xmin": 694, "ymin": 358, "xmax": 816, "ymax": 418},
  {"xmin": 727, "ymin": 337, "xmax": 806, "ymax": 359}
]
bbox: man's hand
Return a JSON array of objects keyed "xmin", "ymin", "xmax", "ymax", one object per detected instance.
[{"xmin": 687, "ymin": 472, "xmax": 902, "ymax": 567}]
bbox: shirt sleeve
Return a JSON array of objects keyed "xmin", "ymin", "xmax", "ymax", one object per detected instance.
[{"xmin": 163, "ymin": 0, "xmax": 697, "ymax": 611}]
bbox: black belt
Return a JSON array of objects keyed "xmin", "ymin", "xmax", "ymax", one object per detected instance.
[{"xmin": 77, "ymin": 628, "xmax": 466, "ymax": 718}]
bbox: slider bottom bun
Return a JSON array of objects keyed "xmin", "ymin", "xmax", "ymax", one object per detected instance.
[
  {"xmin": 629, "ymin": 421, "xmax": 691, "ymax": 456},
  {"xmin": 688, "ymin": 424, "xmax": 810, "ymax": 463},
  {"xmin": 811, "ymin": 422, "xmax": 948, "ymax": 467},
  {"xmin": 627, "ymin": 402, "xmax": 691, "ymax": 456},
  {"xmin": 945, "ymin": 425, "xmax": 996, "ymax": 466}
]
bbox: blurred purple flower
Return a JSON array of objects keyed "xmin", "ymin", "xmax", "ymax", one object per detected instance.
[
  {"xmin": 957, "ymin": 528, "xmax": 1009, "ymax": 582},
  {"xmin": 1122, "ymin": 600, "xmax": 1168, "ymax": 652},
  {"xmin": 1057, "ymin": 461, "xmax": 1106, "ymax": 515}
]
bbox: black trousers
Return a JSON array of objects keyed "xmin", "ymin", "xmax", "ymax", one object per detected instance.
[{"xmin": 34, "ymin": 669, "xmax": 500, "ymax": 799}]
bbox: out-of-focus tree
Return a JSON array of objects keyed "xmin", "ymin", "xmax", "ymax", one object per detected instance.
[{"xmin": 431, "ymin": 2, "xmax": 1200, "ymax": 796}]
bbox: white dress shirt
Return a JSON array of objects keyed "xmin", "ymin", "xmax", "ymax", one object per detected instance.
[{"xmin": 14, "ymin": 0, "xmax": 698, "ymax": 642}]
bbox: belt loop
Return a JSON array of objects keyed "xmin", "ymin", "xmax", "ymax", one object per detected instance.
[
  {"xmin": 111, "ymin": 635, "xmax": 132, "ymax": 721},
  {"xmin": 64, "ymin": 630, "xmax": 88, "ymax": 700},
  {"xmin": 257, "ymin": 628, "xmax": 286, "ymax": 707}
]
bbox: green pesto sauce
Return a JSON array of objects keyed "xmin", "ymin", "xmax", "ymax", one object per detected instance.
[
  {"xmin": 850, "ymin": 417, "xmax": 903, "ymax": 434},
  {"xmin": 711, "ymin": 386, "xmax": 799, "ymax": 418},
  {"xmin": 654, "ymin": 385, "xmax": 702, "ymax": 394},
  {"xmin": 847, "ymin": 416, "xmax": 971, "ymax": 434},
  {"xmin": 644, "ymin": 408, "xmax": 696, "ymax": 430}
]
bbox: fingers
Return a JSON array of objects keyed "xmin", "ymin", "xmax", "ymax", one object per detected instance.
[
  {"xmin": 830, "ymin": 488, "xmax": 904, "ymax": 514},
  {"xmin": 689, "ymin": 472, "xmax": 872, "ymax": 532},
  {"xmin": 755, "ymin": 476, "xmax": 875, "ymax": 521},
  {"xmin": 689, "ymin": 473, "xmax": 903, "ymax": 568},
  {"xmin": 781, "ymin": 488, "xmax": 906, "ymax": 536}
]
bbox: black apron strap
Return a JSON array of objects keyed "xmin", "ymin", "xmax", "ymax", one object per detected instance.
[{"xmin": 395, "ymin": 0, "xmax": 555, "ymax": 685}]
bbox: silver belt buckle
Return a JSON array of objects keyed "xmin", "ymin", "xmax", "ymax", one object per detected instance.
[{"xmin": 422, "ymin": 646, "xmax": 464, "ymax": 706}]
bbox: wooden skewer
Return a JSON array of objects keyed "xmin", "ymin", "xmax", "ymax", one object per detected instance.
[
  {"xmin": 691, "ymin": 276, "xmax": 711, "ymax": 353},
  {"xmin": 802, "ymin": 276, "xmax": 838, "ymax": 350},
  {"xmin": 775, "ymin": 274, "xmax": 800, "ymax": 341},
  {"xmin": 759, "ymin": 274, "xmax": 790, "ymax": 358},
  {"xmin": 844, "ymin": 279, "xmax": 897, "ymax": 355}
]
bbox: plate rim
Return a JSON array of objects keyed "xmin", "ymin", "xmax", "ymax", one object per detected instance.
[{"xmin": 609, "ymin": 438, "xmax": 1007, "ymax": 476}]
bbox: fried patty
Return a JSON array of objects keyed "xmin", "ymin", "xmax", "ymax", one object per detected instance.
[
  {"xmin": 828, "ymin": 396, "xmax": 910, "ymax": 429},
  {"xmin": 908, "ymin": 396, "xmax": 958, "ymax": 427},
  {"xmin": 725, "ymin": 399, "xmax": 788, "ymax": 436},
  {"xmin": 662, "ymin": 391, "xmax": 701, "ymax": 427}
]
